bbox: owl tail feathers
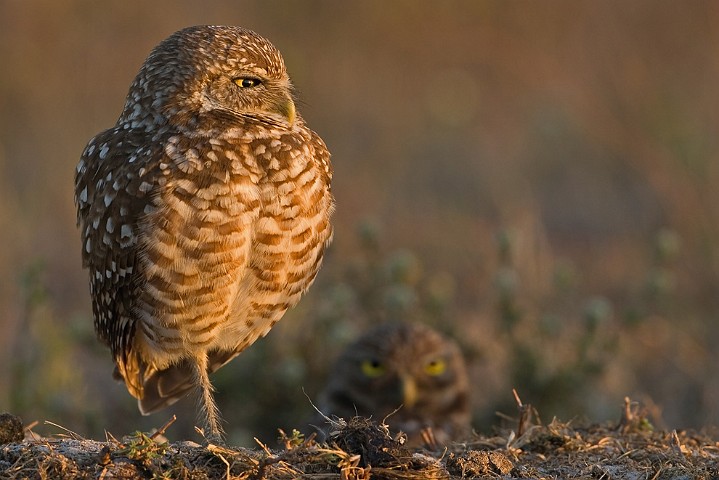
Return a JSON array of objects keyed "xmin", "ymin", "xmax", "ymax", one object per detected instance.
[
  {"xmin": 111, "ymin": 352, "xmax": 194, "ymax": 415},
  {"xmin": 131, "ymin": 348, "xmax": 240, "ymax": 416},
  {"xmin": 112, "ymin": 352, "xmax": 149, "ymax": 402},
  {"xmin": 136, "ymin": 360, "xmax": 196, "ymax": 415}
]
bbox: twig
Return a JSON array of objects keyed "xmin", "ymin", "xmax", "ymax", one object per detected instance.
[
  {"xmin": 150, "ymin": 414, "xmax": 177, "ymax": 440},
  {"xmin": 207, "ymin": 444, "xmax": 231, "ymax": 480},
  {"xmin": 513, "ymin": 389, "xmax": 532, "ymax": 437}
]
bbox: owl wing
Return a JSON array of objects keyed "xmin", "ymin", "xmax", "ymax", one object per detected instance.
[
  {"xmin": 75, "ymin": 126, "xmax": 163, "ymax": 397},
  {"xmin": 310, "ymin": 128, "xmax": 333, "ymax": 189}
]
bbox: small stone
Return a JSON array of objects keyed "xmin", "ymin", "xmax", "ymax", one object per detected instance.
[{"xmin": 0, "ymin": 413, "xmax": 24, "ymax": 443}]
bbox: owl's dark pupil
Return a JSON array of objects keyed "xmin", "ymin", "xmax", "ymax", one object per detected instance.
[
  {"xmin": 241, "ymin": 78, "xmax": 258, "ymax": 87},
  {"xmin": 370, "ymin": 359, "xmax": 381, "ymax": 368}
]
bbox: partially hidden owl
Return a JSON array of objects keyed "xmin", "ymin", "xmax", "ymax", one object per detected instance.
[
  {"xmin": 74, "ymin": 25, "xmax": 334, "ymax": 442},
  {"xmin": 317, "ymin": 323, "xmax": 470, "ymax": 447}
]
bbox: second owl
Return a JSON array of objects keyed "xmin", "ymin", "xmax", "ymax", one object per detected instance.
[{"xmin": 317, "ymin": 322, "xmax": 470, "ymax": 446}]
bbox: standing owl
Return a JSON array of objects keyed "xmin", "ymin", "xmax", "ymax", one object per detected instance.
[
  {"xmin": 317, "ymin": 323, "xmax": 470, "ymax": 447},
  {"xmin": 75, "ymin": 25, "xmax": 333, "ymax": 442}
]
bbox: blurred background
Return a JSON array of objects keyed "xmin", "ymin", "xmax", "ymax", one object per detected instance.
[{"xmin": 2, "ymin": 0, "xmax": 719, "ymax": 446}]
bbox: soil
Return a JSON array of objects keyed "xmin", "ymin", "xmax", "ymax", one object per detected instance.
[{"xmin": 2, "ymin": 399, "xmax": 718, "ymax": 479}]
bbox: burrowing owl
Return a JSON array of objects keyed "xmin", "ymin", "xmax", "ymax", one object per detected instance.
[
  {"xmin": 75, "ymin": 25, "xmax": 333, "ymax": 442},
  {"xmin": 317, "ymin": 323, "xmax": 470, "ymax": 447}
]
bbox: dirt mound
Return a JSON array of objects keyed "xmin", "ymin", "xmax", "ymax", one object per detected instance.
[{"xmin": 1, "ymin": 400, "xmax": 718, "ymax": 479}]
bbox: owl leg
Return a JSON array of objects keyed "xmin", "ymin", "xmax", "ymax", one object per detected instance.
[{"xmin": 192, "ymin": 353, "xmax": 225, "ymax": 444}]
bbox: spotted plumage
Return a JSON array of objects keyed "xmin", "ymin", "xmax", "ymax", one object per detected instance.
[
  {"xmin": 317, "ymin": 323, "xmax": 470, "ymax": 447},
  {"xmin": 75, "ymin": 25, "xmax": 333, "ymax": 442}
]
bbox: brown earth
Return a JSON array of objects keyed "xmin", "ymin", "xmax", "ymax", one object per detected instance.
[{"xmin": 1, "ymin": 399, "xmax": 718, "ymax": 479}]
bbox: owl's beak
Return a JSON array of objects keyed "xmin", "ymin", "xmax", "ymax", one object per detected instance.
[
  {"xmin": 401, "ymin": 375, "xmax": 418, "ymax": 409},
  {"xmin": 275, "ymin": 96, "xmax": 296, "ymax": 125}
]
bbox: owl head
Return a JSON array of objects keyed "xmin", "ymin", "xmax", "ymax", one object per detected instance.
[
  {"xmin": 318, "ymin": 322, "xmax": 471, "ymax": 446},
  {"xmin": 119, "ymin": 25, "xmax": 296, "ymax": 131}
]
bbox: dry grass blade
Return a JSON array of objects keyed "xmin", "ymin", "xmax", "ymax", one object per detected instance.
[{"xmin": 43, "ymin": 421, "xmax": 85, "ymax": 441}]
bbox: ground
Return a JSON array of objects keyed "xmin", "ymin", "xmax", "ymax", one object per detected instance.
[{"xmin": 1, "ymin": 399, "xmax": 718, "ymax": 479}]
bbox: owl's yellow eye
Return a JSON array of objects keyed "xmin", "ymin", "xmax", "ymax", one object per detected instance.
[
  {"xmin": 424, "ymin": 359, "xmax": 446, "ymax": 376},
  {"xmin": 234, "ymin": 77, "xmax": 262, "ymax": 88},
  {"xmin": 361, "ymin": 359, "xmax": 386, "ymax": 378}
]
